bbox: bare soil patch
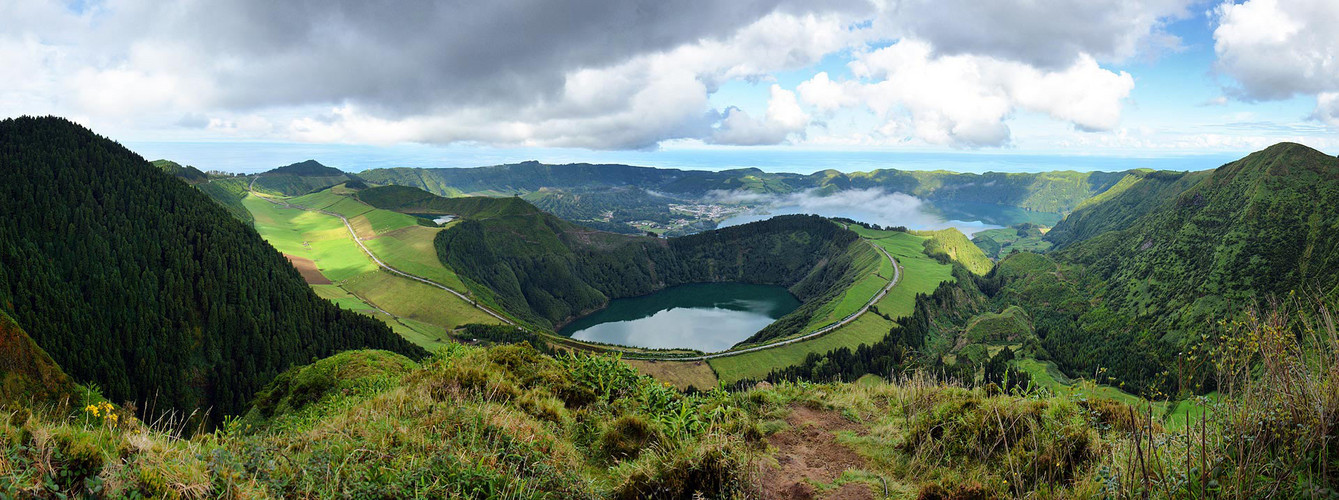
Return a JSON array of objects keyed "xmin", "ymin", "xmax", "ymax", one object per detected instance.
[
  {"xmin": 284, "ymin": 254, "xmax": 332, "ymax": 284},
  {"xmin": 757, "ymin": 405, "xmax": 875, "ymax": 500},
  {"xmin": 624, "ymin": 359, "xmax": 717, "ymax": 390}
]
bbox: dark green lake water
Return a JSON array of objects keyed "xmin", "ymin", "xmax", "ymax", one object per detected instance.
[{"xmin": 557, "ymin": 283, "xmax": 800, "ymax": 352}]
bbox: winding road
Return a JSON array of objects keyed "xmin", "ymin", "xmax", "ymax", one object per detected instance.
[{"xmin": 254, "ymin": 189, "xmax": 903, "ymax": 361}]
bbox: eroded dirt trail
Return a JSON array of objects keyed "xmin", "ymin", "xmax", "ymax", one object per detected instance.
[{"xmin": 760, "ymin": 405, "xmax": 877, "ymax": 500}]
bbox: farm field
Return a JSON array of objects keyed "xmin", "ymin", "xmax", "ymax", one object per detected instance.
[
  {"xmin": 624, "ymin": 359, "xmax": 719, "ymax": 391},
  {"xmin": 244, "ymin": 191, "xmax": 502, "ymax": 348},
  {"xmin": 243, "ymin": 194, "xmax": 377, "ymax": 282},
  {"xmin": 358, "ymin": 223, "xmax": 470, "ymax": 291},
  {"xmin": 341, "ymin": 270, "xmax": 504, "ymax": 332}
]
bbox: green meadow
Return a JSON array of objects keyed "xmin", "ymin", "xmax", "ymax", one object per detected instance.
[
  {"xmin": 245, "ymin": 192, "xmax": 503, "ymax": 348},
  {"xmin": 243, "ymin": 194, "xmax": 377, "ymax": 282}
]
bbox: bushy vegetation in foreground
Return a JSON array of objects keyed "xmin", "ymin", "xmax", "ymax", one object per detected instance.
[{"xmin": 4, "ymin": 299, "xmax": 1335, "ymax": 498}]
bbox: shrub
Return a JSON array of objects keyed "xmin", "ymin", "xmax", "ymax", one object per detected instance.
[
  {"xmin": 904, "ymin": 391, "xmax": 1101, "ymax": 492},
  {"xmin": 614, "ymin": 441, "xmax": 751, "ymax": 499},
  {"xmin": 600, "ymin": 414, "xmax": 660, "ymax": 462}
]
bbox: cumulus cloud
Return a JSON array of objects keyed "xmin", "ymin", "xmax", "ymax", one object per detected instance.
[
  {"xmin": 1213, "ymin": 0, "xmax": 1339, "ymax": 100},
  {"xmin": 799, "ymin": 40, "xmax": 1134, "ymax": 147},
  {"xmin": 710, "ymin": 85, "xmax": 809, "ymax": 145},
  {"xmin": 1313, "ymin": 93, "xmax": 1339, "ymax": 126}
]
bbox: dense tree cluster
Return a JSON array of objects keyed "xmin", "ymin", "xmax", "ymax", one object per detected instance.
[
  {"xmin": 0, "ymin": 117, "xmax": 423, "ymax": 419},
  {"xmin": 830, "ymin": 217, "xmax": 906, "ymax": 232}
]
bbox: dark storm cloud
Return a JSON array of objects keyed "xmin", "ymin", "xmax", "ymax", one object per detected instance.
[{"xmin": 168, "ymin": 0, "xmax": 871, "ymax": 114}]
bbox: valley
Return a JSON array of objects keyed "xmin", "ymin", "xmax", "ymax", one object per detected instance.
[
  {"xmin": 7, "ymin": 2, "xmax": 1339, "ymax": 496},
  {"xmin": 2, "ymin": 118, "xmax": 1336, "ymax": 498}
]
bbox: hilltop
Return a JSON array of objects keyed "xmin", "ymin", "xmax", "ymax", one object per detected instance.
[
  {"xmin": 151, "ymin": 159, "xmax": 208, "ymax": 183},
  {"xmin": 252, "ymin": 160, "xmax": 357, "ymax": 196}
]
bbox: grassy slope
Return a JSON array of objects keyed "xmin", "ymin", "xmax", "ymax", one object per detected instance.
[
  {"xmin": 341, "ymin": 271, "xmax": 501, "ymax": 336},
  {"xmin": 0, "ymin": 310, "xmax": 76, "ymax": 405},
  {"xmin": 710, "ymin": 229, "xmax": 955, "ymax": 385},
  {"xmin": 244, "ymin": 193, "xmax": 503, "ymax": 349},
  {"xmin": 963, "ymin": 305, "xmax": 1033, "ymax": 344},
  {"xmin": 794, "ymin": 239, "xmax": 889, "ymax": 333},
  {"xmin": 243, "ymin": 194, "xmax": 377, "ymax": 282},
  {"xmin": 971, "ymin": 226, "xmax": 1052, "ymax": 258},
  {"xmin": 916, "ymin": 228, "xmax": 994, "ymax": 275},
  {"xmin": 9, "ymin": 342, "xmax": 1271, "ymax": 499},
  {"xmin": 357, "ymin": 223, "xmax": 470, "ymax": 291},
  {"xmin": 1011, "ymin": 358, "xmax": 1167, "ymax": 415}
]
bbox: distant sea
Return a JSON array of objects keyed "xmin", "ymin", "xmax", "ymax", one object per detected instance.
[{"xmin": 127, "ymin": 140, "xmax": 1244, "ymax": 175}]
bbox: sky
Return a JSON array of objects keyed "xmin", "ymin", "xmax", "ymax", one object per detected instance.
[{"xmin": 2, "ymin": 0, "xmax": 1337, "ymax": 174}]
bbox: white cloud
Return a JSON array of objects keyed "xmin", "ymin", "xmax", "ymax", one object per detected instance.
[
  {"xmin": 1213, "ymin": 0, "xmax": 1339, "ymax": 104},
  {"xmin": 1313, "ymin": 92, "xmax": 1339, "ymax": 126},
  {"xmin": 711, "ymin": 85, "xmax": 810, "ymax": 145},
  {"xmin": 797, "ymin": 72, "xmax": 858, "ymax": 111},
  {"xmin": 798, "ymin": 40, "xmax": 1133, "ymax": 147},
  {"xmin": 714, "ymin": 187, "xmax": 1002, "ymax": 235}
]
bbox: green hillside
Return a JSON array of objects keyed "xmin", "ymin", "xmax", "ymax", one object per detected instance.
[
  {"xmin": 0, "ymin": 117, "xmax": 422, "ymax": 418},
  {"xmin": 153, "ymin": 160, "xmax": 255, "ymax": 224},
  {"xmin": 252, "ymin": 160, "xmax": 353, "ymax": 196},
  {"xmin": 0, "ymin": 310, "xmax": 76, "ymax": 405},
  {"xmin": 358, "ymin": 162, "xmax": 1138, "ymax": 235},
  {"xmin": 916, "ymin": 228, "xmax": 994, "ymax": 275},
  {"xmin": 357, "ymin": 185, "xmax": 538, "ymax": 218},
  {"xmin": 151, "ymin": 159, "xmax": 207, "ymax": 183},
  {"xmin": 971, "ymin": 223, "xmax": 1051, "ymax": 258},
  {"xmin": 241, "ymin": 190, "xmax": 504, "ymax": 349},
  {"xmin": 359, "ymin": 162, "xmax": 1129, "ymax": 213},
  {"xmin": 1058, "ymin": 143, "xmax": 1339, "ymax": 338},
  {"xmin": 438, "ymin": 207, "xmax": 874, "ymax": 340}
]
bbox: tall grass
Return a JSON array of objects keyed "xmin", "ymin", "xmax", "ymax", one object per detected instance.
[{"xmin": 1113, "ymin": 299, "xmax": 1339, "ymax": 498}]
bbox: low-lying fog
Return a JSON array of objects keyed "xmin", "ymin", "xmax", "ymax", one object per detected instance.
[{"xmin": 712, "ymin": 188, "xmax": 1003, "ymax": 236}]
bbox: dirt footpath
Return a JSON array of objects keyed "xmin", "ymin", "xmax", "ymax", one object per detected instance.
[{"xmin": 758, "ymin": 405, "xmax": 877, "ymax": 500}]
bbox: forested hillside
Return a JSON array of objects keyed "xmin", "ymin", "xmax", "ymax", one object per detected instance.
[
  {"xmin": 750, "ymin": 144, "xmax": 1339, "ymax": 401},
  {"xmin": 0, "ymin": 117, "xmax": 423, "ymax": 418},
  {"xmin": 356, "ymin": 185, "xmax": 538, "ymax": 218},
  {"xmin": 154, "ymin": 160, "xmax": 255, "ymax": 224},
  {"xmin": 151, "ymin": 159, "xmax": 207, "ymax": 183}
]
